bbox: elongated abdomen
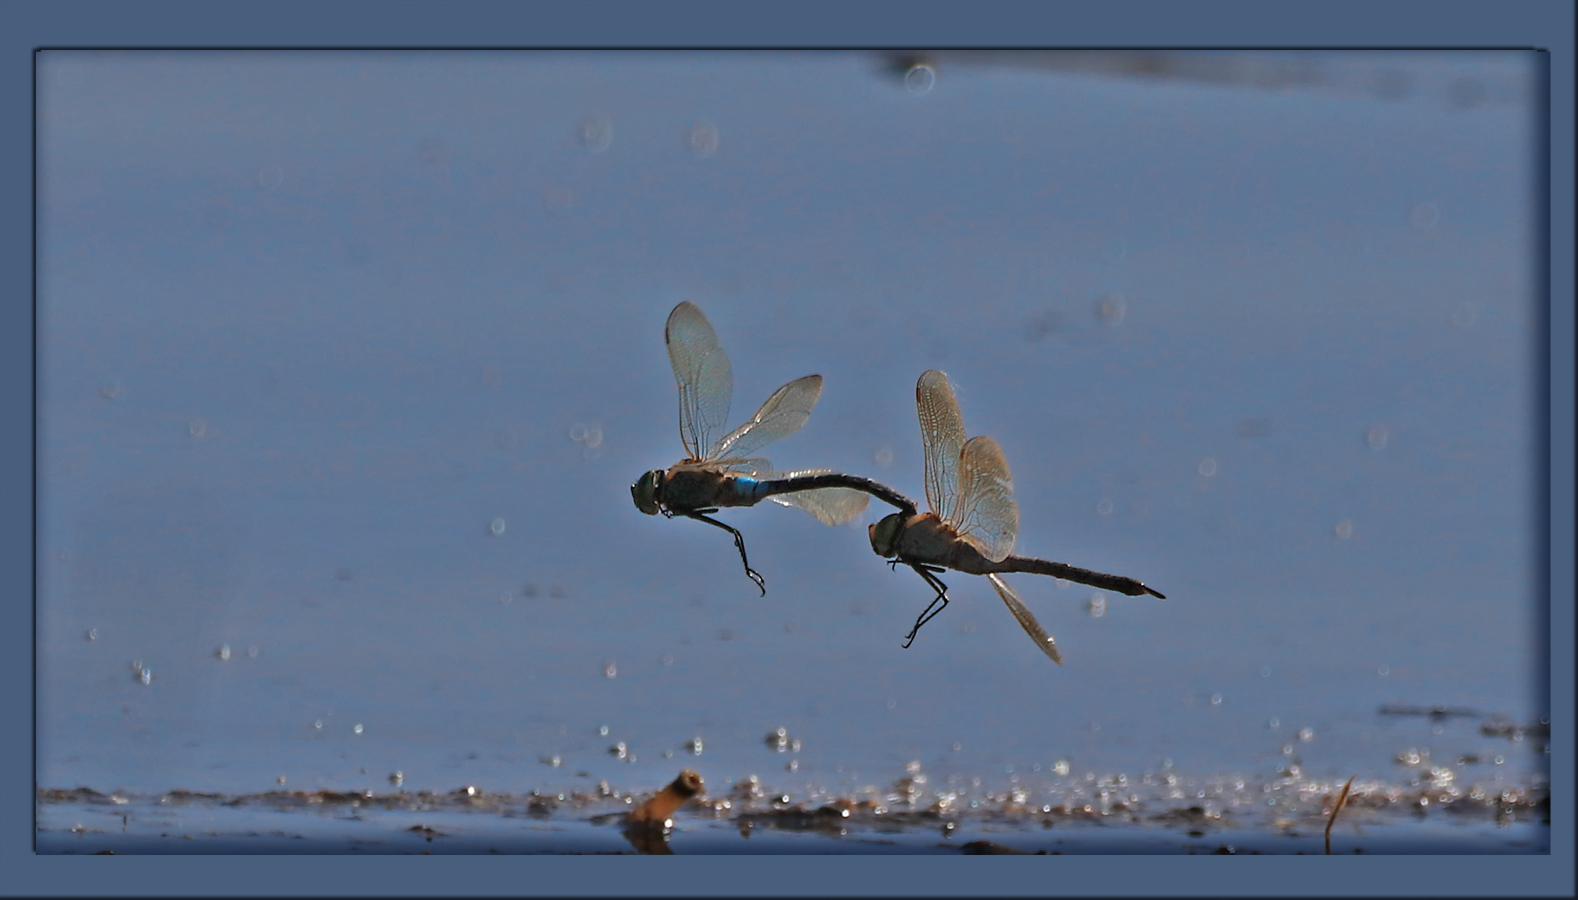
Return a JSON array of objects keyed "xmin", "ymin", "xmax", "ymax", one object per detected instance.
[
  {"xmin": 759, "ymin": 472, "xmax": 916, "ymax": 515},
  {"xmin": 994, "ymin": 555, "xmax": 1165, "ymax": 598}
]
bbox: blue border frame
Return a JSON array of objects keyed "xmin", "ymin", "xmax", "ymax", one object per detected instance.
[{"xmin": 4, "ymin": 0, "xmax": 1571, "ymax": 896}]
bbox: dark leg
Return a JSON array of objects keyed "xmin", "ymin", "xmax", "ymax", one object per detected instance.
[
  {"xmin": 901, "ymin": 564, "xmax": 950, "ymax": 648},
  {"xmin": 682, "ymin": 510, "xmax": 766, "ymax": 596}
]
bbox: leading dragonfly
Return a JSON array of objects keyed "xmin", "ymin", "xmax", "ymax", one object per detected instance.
[
  {"xmin": 633, "ymin": 302, "xmax": 916, "ymax": 594},
  {"xmin": 869, "ymin": 369, "xmax": 1165, "ymax": 664}
]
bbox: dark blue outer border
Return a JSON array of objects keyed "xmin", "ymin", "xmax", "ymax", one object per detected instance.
[{"xmin": 3, "ymin": 0, "xmax": 1571, "ymax": 896}]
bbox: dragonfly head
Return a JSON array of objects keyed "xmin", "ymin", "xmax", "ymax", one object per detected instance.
[
  {"xmin": 869, "ymin": 512, "xmax": 906, "ymax": 558},
  {"xmin": 631, "ymin": 470, "xmax": 664, "ymax": 515}
]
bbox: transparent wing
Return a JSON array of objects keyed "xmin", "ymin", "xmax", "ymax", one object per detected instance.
[
  {"xmin": 988, "ymin": 574, "xmax": 1062, "ymax": 665},
  {"xmin": 917, "ymin": 369, "xmax": 966, "ymax": 520},
  {"xmin": 665, "ymin": 301, "xmax": 733, "ymax": 461},
  {"xmin": 767, "ymin": 468, "xmax": 871, "ymax": 526},
  {"xmin": 711, "ymin": 460, "xmax": 868, "ymax": 524},
  {"xmin": 716, "ymin": 457, "xmax": 775, "ymax": 477},
  {"xmin": 953, "ymin": 435, "xmax": 1019, "ymax": 562},
  {"xmin": 708, "ymin": 374, "xmax": 822, "ymax": 462}
]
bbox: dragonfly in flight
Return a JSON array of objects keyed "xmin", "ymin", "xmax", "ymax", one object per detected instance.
[
  {"xmin": 633, "ymin": 302, "xmax": 915, "ymax": 594},
  {"xmin": 869, "ymin": 369, "xmax": 1164, "ymax": 663}
]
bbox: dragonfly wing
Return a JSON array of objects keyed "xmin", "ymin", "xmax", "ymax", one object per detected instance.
[
  {"xmin": 917, "ymin": 370, "xmax": 966, "ymax": 521},
  {"xmin": 955, "ymin": 435, "xmax": 1019, "ymax": 562},
  {"xmin": 988, "ymin": 574, "xmax": 1062, "ymax": 665},
  {"xmin": 719, "ymin": 457, "xmax": 776, "ymax": 478},
  {"xmin": 771, "ymin": 488, "xmax": 870, "ymax": 526},
  {"xmin": 665, "ymin": 302, "xmax": 733, "ymax": 461},
  {"xmin": 710, "ymin": 374, "xmax": 822, "ymax": 462},
  {"xmin": 766, "ymin": 469, "xmax": 871, "ymax": 525}
]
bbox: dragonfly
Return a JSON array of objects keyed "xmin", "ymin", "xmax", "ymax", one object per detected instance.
[
  {"xmin": 633, "ymin": 302, "xmax": 916, "ymax": 594},
  {"xmin": 868, "ymin": 369, "xmax": 1165, "ymax": 664}
]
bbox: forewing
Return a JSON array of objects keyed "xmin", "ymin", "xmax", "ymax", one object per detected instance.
[
  {"xmin": 710, "ymin": 374, "xmax": 822, "ymax": 462},
  {"xmin": 665, "ymin": 301, "xmax": 733, "ymax": 461},
  {"xmin": 916, "ymin": 370, "xmax": 966, "ymax": 520},
  {"xmin": 767, "ymin": 468, "xmax": 871, "ymax": 525},
  {"xmin": 954, "ymin": 435, "xmax": 1018, "ymax": 562},
  {"xmin": 988, "ymin": 574, "xmax": 1062, "ymax": 665}
]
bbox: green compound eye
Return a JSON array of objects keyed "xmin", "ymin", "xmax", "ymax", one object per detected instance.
[
  {"xmin": 631, "ymin": 470, "xmax": 662, "ymax": 516},
  {"xmin": 869, "ymin": 513, "xmax": 905, "ymax": 557}
]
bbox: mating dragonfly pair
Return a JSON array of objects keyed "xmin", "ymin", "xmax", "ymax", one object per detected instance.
[{"xmin": 631, "ymin": 302, "xmax": 1164, "ymax": 664}]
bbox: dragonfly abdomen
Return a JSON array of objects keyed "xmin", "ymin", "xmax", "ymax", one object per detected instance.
[
  {"xmin": 999, "ymin": 555, "xmax": 1165, "ymax": 598},
  {"xmin": 725, "ymin": 476, "xmax": 774, "ymax": 505},
  {"xmin": 759, "ymin": 473, "xmax": 916, "ymax": 514}
]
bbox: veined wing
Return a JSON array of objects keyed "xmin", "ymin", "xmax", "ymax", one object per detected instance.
[
  {"xmin": 767, "ymin": 468, "xmax": 871, "ymax": 526},
  {"xmin": 708, "ymin": 374, "xmax": 822, "ymax": 463},
  {"xmin": 988, "ymin": 574, "xmax": 1062, "ymax": 665},
  {"xmin": 952, "ymin": 435, "xmax": 1018, "ymax": 562},
  {"xmin": 712, "ymin": 459, "xmax": 868, "ymax": 525},
  {"xmin": 716, "ymin": 457, "xmax": 776, "ymax": 477},
  {"xmin": 666, "ymin": 301, "xmax": 733, "ymax": 461},
  {"xmin": 917, "ymin": 369, "xmax": 966, "ymax": 521}
]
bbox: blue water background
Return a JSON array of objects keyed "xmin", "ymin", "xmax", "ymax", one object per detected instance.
[{"xmin": 36, "ymin": 51, "xmax": 1544, "ymax": 803}]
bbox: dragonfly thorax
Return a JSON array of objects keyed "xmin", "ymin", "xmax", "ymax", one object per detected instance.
[{"xmin": 631, "ymin": 469, "xmax": 665, "ymax": 516}]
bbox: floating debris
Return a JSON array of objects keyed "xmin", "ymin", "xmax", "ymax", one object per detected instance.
[
  {"xmin": 35, "ymin": 762, "xmax": 1551, "ymax": 854},
  {"xmin": 1325, "ymin": 775, "xmax": 1356, "ymax": 855},
  {"xmin": 732, "ymin": 775, "xmax": 764, "ymax": 801},
  {"xmin": 407, "ymin": 824, "xmax": 443, "ymax": 841},
  {"xmin": 1481, "ymin": 718, "xmax": 1549, "ymax": 739},
  {"xmin": 961, "ymin": 840, "xmax": 1026, "ymax": 854},
  {"xmin": 525, "ymin": 793, "xmax": 558, "ymax": 819},
  {"xmin": 1377, "ymin": 704, "xmax": 1481, "ymax": 720},
  {"xmin": 764, "ymin": 727, "xmax": 799, "ymax": 753},
  {"xmin": 627, "ymin": 769, "xmax": 705, "ymax": 828}
]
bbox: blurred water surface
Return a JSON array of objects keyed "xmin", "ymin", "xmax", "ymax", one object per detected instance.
[{"xmin": 36, "ymin": 51, "xmax": 1545, "ymax": 846}]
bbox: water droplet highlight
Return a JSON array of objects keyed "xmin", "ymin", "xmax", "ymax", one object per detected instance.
[
  {"xmin": 579, "ymin": 114, "xmax": 613, "ymax": 153},
  {"xmin": 905, "ymin": 64, "xmax": 936, "ymax": 95},
  {"xmin": 687, "ymin": 122, "xmax": 719, "ymax": 157}
]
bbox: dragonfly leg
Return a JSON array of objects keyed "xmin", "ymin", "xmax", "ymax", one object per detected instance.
[
  {"xmin": 901, "ymin": 564, "xmax": 950, "ymax": 648},
  {"xmin": 684, "ymin": 510, "xmax": 767, "ymax": 596}
]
